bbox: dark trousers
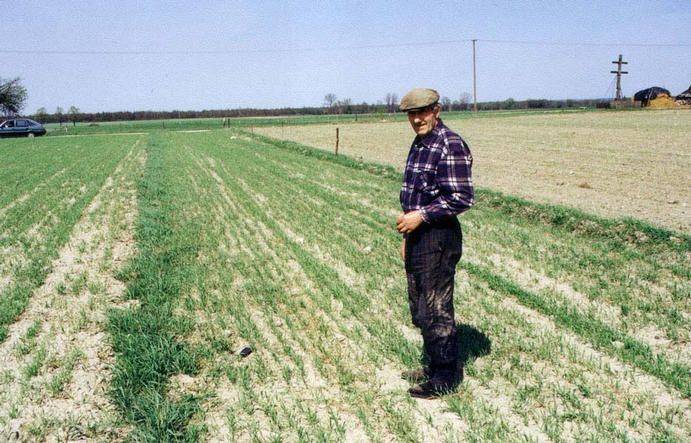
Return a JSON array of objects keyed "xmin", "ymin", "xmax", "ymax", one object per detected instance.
[{"xmin": 405, "ymin": 217, "xmax": 462, "ymax": 372}]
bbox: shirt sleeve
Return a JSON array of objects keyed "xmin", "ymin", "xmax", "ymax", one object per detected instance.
[{"xmin": 419, "ymin": 139, "xmax": 474, "ymax": 222}]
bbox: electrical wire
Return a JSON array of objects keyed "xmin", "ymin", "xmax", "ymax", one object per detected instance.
[
  {"xmin": 0, "ymin": 38, "xmax": 688, "ymax": 55},
  {"xmin": 480, "ymin": 39, "xmax": 691, "ymax": 48}
]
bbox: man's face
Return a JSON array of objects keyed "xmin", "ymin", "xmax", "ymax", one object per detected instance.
[{"xmin": 407, "ymin": 105, "xmax": 440, "ymax": 137}]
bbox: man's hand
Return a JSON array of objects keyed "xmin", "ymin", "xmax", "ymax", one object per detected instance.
[{"xmin": 396, "ymin": 210, "xmax": 424, "ymax": 234}]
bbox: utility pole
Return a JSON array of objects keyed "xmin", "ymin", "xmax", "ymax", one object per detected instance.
[
  {"xmin": 472, "ymin": 39, "xmax": 478, "ymax": 114},
  {"xmin": 610, "ymin": 54, "xmax": 628, "ymax": 102}
]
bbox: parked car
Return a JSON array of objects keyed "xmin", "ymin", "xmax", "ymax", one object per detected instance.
[{"xmin": 0, "ymin": 118, "xmax": 47, "ymax": 138}]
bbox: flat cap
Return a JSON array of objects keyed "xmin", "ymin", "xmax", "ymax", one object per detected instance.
[{"xmin": 399, "ymin": 88, "xmax": 440, "ymax": 111}]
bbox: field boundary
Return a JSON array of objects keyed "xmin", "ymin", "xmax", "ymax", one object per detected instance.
[{"xmin": 237, "ymin": 129, "xmax": 691, "ymax": 251}]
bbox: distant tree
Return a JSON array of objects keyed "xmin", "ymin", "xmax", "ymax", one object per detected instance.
[
  {"xmin": 459, "ymin": 92, "xmax": 472, "ymax": 111},
  {"xmin": 0, "ymin": 77, "xmax": 28, "ymax": 116},
  {"xmin": 34, "ymin": 107, "xmax": 48, "ymax": 122},
  {"xmin": 323, "ymin": 93, "xmax": 337, "ymax": 109},
  {"xmin": 55, "ymin": 106, "xmax": 64, "ymax": 126},
  {"xmin": 68, "ymin": 106, "xmax": 80, "ymax": 126},
  {"xmin": 526, "ymin": 99, "xmax": 548, "ymax": 109},
  {"xmin": 440, "ymin": 96, "xmax": 452, "ymax": 111},
  {"xmin": 384, "ymin": 93, "xmax": 398, "ymax": 113},
  {"xmin": 503, "ymin": 97, "xmax": 516, "ymax": 109},
  {"xmin": 335, "ymin": 98, "xmax": 352, "ymax": 114}
]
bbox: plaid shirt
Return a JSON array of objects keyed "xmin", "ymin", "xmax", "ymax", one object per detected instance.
[{"xmin": 400, "ymin": 118, "xmax": 474, "ymax": 222}]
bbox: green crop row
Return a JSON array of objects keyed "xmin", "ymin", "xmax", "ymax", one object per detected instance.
[
  {"xmin": 0, "ymin": 136, "xmax": 137, "ymax": 342},
  {"xmin": 105, "ymin": 129, "xmax": 687, "ymax": 441},
  {"xmin": 106, "ymin": 133, "xmax": 202, "ymax": 441},
  {"xmin": 234, "ymin": 129, "xmax": 690, "ymax": 391}
]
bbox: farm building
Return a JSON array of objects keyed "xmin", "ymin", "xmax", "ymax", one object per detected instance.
[
  {"xmin": 633, "ymin": 86, "xmax": 676, "ymax": 107},
  {"xmin": 675, "ymin": 85, "xmax": 691, "ymax": 105}
]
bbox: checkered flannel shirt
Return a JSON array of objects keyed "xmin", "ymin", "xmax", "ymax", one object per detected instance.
[{"xmin": 400, "ymin": 119, "xmax": 474, "ymax": 223}]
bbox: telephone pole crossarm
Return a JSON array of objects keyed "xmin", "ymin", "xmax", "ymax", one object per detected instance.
[{"xmin": 611, "ymin": 54, "xmax": 628, "ymax": 102}]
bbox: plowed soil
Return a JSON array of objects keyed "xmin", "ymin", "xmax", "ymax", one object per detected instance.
[{"xmin": 257, "ymin": 109, "xmax": 690, "ymax": 233}]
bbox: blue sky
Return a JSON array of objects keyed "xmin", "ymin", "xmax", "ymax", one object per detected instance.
[{"xmin": 2, "ymin": 0, "xmax": 689, "ymax": 113}]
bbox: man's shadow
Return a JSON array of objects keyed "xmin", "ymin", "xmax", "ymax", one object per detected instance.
[
  {"xmin": 416, "ymin": 322, "xmax": 491, "ymax": 375},
  {"xmin": 457, "ymin": 322, "xmax": 492, "ymax": 367}
]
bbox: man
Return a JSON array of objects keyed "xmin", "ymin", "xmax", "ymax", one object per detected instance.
[{"xmin": 397, "ymin": 88, "xmax": 474, "ymax": 399}]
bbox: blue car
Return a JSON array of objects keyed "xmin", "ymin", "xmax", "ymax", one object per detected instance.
[{"xmin": 0, "ymin": 118, "xmax": 47, "ymax": 138}]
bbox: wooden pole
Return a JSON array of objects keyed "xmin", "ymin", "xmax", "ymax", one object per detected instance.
[
  {"xmin": 335, "ymin": 127, "xmax": 339, "ymax": 155},
  {"xmin": 472, "ymin": 39, "xmax": 478, "ymax": 114},
  {"xmin": 610, "ymin": 54, "xmax": 628, "ymax": 103}
]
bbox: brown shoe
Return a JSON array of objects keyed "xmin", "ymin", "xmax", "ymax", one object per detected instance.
[
  {"xmin": 408, "ymin": 381, "xmax": 451, "ymax": 400},
  {"xmin": 408, "ymin": 380, "xmax": 456, "ymax": 399},
  {"xmin": 401, "ymin": 366, "xmax": 432, "ymax": 383}
]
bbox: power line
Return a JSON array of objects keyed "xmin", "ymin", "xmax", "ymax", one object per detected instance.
[
  {"xmin": 0, "ymin": 39, "xmax": 474, "ymax": 55},
  {"xmin": 0, "ymin": 38, "xmax": 688, "ymax": 56},
  {"xmin": 481, "ymin": 39, "xmax": 691, "ymax": 48}
]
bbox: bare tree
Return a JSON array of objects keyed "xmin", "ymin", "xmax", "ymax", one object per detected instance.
[
  {"xmin": 459, "ymin": 92, "xmax": 472, "ymax": 111},
  {"xmin": 440, "ymin": 96, "xmax": 452, "ymax": 111},
  {"xmin": 384, "ymin": 93, "xmax": 398, "ymax": 113},
  {"xmin": 335, "ymin": 98, "xmax": 352, "ymax": 114},
  {"xmin": 68, "ymin": 106, "xmax": 80, "ymax": 126},
  {"xmin": 323, "ymin": 93, "xmax": 337, "ymax": 109},
  {"xmin": 34, "ymin": 107, "xmax": 48, "ymax": 122},
  {"xmin": 55, "ymin": 106, "xmax": 64, "ymax": 126},
  {"xmin": 0, "ymin": 77, "xmax": 28, "ymax": 116}
]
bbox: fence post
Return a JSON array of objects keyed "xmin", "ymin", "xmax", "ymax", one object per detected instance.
[{"xmin": 335, "ymin": 127, "xmax": 339, "ymax": 155}]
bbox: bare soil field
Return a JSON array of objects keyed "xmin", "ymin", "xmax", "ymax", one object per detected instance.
[{"xmin": 257, "ymin": 109, "xmax": 690, "ymax": 233}]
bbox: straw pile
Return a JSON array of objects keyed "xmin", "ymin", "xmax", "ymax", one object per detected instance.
[{"xmin": 647, "ymin": 94, "xmax": 680, "ymax": 108}]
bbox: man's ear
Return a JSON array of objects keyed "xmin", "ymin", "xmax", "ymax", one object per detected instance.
[{"xmin": 434, "ymin": 104, "xmax": 441, "ymax": 117}]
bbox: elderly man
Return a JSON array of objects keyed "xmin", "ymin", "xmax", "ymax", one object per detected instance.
[{"xmin": 397, "ymin": 88, "xmax": 474, "ymax": 399}]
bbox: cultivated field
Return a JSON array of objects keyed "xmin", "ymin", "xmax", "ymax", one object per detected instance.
[
  {"xmin": 0, "ymin": 118, "xmax": 688, "ymax": 441},
  {"xmin": 256, "ymin": 109, "xmax": 691, "ymax": 233}
]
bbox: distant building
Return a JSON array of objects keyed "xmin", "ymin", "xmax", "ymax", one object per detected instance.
[
  {"xmin": 675, "ymin": 85, "xmax": 691, "ymax": 106},
  {"xmin": 633, "ymin": 87, "xmax": 671, "ymax": 107}
]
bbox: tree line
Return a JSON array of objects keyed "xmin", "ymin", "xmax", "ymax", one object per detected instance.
[
  {"xmin": 29, "ymin": 96, "xmax": 605, "ymax": 124},
  {"xmin": 2, "ymin": 76, "xmax": 607, "ymax": 124}
]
